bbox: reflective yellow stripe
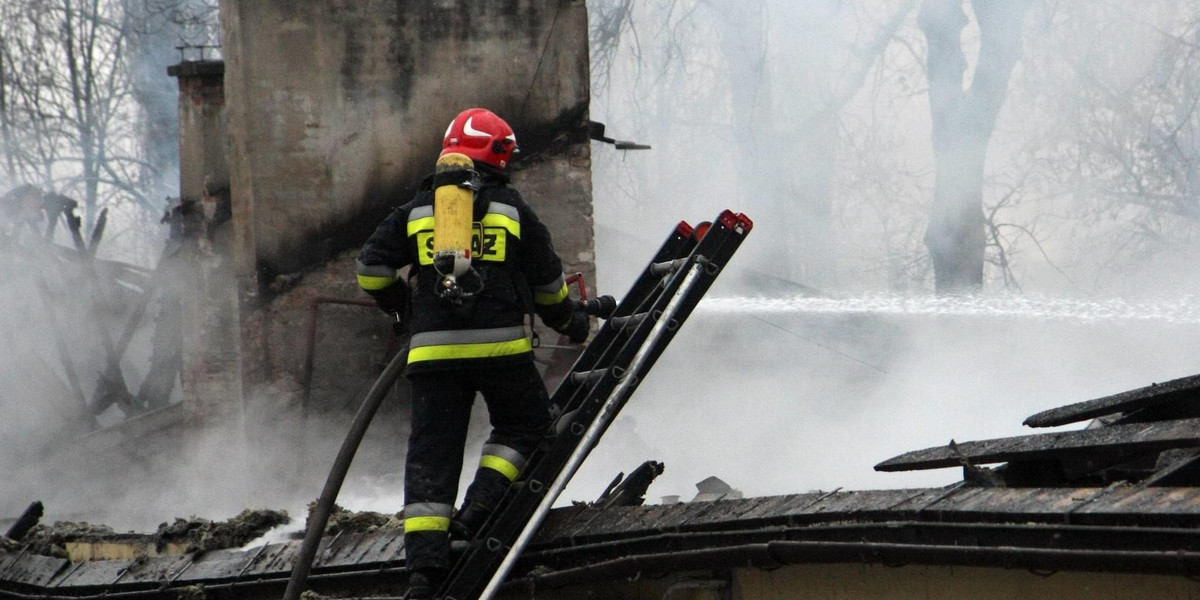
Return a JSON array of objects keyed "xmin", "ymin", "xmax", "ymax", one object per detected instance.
[
  {"xmin": 407, "ymin": 215, "xmax": 435, "ymax": 236},
  {"xmin": 408, "ymin": 338, "xmax": 533, "ymax": 364},
  {"xmin": 534, "ymin": 282, "xmax": 569, "ymax": 305},
  {"xmin": 479, "ymin": 455, "xmax": 521, "ymax": 481},
  {"xmin": 357, "ymin": 273, "xmax": 400, "ymax": 291},
  {"xmin": 404, "ymin": 516, "xmax": 451, "ymax": 533},
  {"xmin": 480, "ymin": 213, "xmax": 520, "ymax": 238}
]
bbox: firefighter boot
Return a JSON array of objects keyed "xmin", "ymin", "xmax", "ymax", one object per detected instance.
[
  {"xmin": 450, "ymin": 502, "xmax": 491, "ymax": 541},
  {"xmin": 406, "ymin": 569, "xmax": 445, "ymax": 600}
]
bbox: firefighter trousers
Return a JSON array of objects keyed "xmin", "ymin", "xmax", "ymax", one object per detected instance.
[{"xmin": 403, "ymin": 360, "xmax": 552, "ymax": 573}]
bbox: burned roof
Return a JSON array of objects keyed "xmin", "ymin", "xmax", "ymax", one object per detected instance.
[
  {"xmin": 3, "ymin": 375, "xmax": 1200, "ymax": 599},
  {"xmin": 877, "ymin": 372, "xmax": 1200, "ymax": 488}
]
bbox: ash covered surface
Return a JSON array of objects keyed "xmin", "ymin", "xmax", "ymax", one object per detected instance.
[
  {"xmin": 2, "ymin": 521, "xmax": 120, "ymax": 558},
  {"xmin": 154, "ymin": 508, "xmax": 291, "ymax": 553},
  {"xmin": 2, "ymin": 509, "xmax": 291, "ymax": 558},
  {"xmin": 310, "ymin": 503, "xmax": 402, "ymax": 536}
]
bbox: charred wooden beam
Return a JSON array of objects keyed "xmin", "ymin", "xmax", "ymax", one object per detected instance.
[
  {"xmin": 1024, "ymin": 374, "xmax": 1200, "ymax": 428},
  {"xmin": 4, "ymin": 501, "xmax": 43, "ymax": 542},
  {"xmin": 34, "ymin": 278, "xmax": 91, "ymax": 417},
  {"xmin": 875, "ymin": 418, "xmax": 1200, "ymax": 472}
]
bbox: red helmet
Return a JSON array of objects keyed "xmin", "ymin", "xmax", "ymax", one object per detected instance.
[{"xmin": 441, "ymin": 108, "xmax": 518, "ymax": 170}]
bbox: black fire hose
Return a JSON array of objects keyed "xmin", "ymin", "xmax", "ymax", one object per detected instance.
[{"xmin": 282, "ymin": 340, "xmax": 410, "ymax": 600}]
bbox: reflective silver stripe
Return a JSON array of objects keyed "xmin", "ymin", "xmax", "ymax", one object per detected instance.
[
  {"xmin": 408, "ymin": 205, "xmax": 434, "ymax": 221},
  {"xmin": 410, "ymin": 326, "xmax": 528, "ymax": 348},
  {"xmin": 485, "ymin": 202, "xmax": 520, "ymax": 222},
  {"xmin": 405, "ymin": 502, "xmax": 454, "ymax": 518},
  {"xmin": 481, "ymin": 444, "xmax": 527, "ymax": 471},
  {"xmin": 355, "ymin": 259, "xmax": 398, "ymax": 278},
  {"xmin": 532, "ymin": 273, "xmax": 566, "ymax": 294}
]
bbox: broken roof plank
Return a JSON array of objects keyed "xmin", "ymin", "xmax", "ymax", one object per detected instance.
[
  {"xmin": 874, "ymin": 417, "xmax": 1200, "ymax": 472},
  {"xmin": 1024, "ymin": 374, "xmax": 1200, "ymax": 428}
]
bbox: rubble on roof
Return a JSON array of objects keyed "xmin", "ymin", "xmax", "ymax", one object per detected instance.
[
  {"xmin": 4, "ymin": 374, "xmax": 1200, "ymax": 596},
  {"xmin": 308, "ymin": 503, "xmax": 401, "ymax": 537},
  {"xmin": 154, "ymin": 508, "xmax": 291, "ymax": 553},
  {"xmin": 1, "ymin": 509, "xmax": 290, "ymax": 561}
]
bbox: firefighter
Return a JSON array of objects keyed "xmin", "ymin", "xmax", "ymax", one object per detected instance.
[{"xmin": 355, "ymin": 108, "xmax": 591, "ymax": 599}]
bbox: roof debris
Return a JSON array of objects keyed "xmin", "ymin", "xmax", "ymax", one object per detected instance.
[
  {"xmin": 155, "ymin": 508, "xmax": 291, "ymax": 553},
  {"xmin": 876, "ymin": 373, "xmax": 1200, "ymax": 488},
  {"xmin": 310, "ymin": 503, "xmax": 401, "ymax": 536}
]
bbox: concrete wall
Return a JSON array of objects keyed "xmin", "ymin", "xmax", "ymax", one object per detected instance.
[
  {"xmin": 219, "ymin": 0, "xmax": 591, "ymax": 279},
  {"xmin": 173, "ymin": 61, "xmax": 229, "ymax": 211},
  {"xmin": 205, "ymin": 0, "xmax": 594, "ymax": 435},
  {"xmin": 169, "ymin": 60, "xmax": 241, "ymax": 426}
]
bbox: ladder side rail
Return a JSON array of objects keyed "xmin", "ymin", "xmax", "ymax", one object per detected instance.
[
  {"xmin": 509, "ymin": 212, "xmax": 754, "ymax": 539},
  {"xmin": 548, "ymin": 223, "xmax": 697, "ymax": 392},
  {"xmin": 591, "ymin": 212, "xmax": 752, "ymax": 443},
  {"xmin": 528, "ymin": 223, "xmax": 701, "ymax": 471},
  {"xmin": 512, "ymin": 233, "xmax": 707, "ymax": 485},
  {"xmin": 545, "ymin": 222, "xmax": 702, "ymax": 420},
  {"xmin": 544, "ymin": 269, "xmax": 678, "ymax": 429},
  {"xmin": 438, "ymin": 236, "xmax": 719, "ymax": 599},
  {"xmin": 438, "ymin": 250, "xmax": 701, "ymax": 598},
  {"xmin": 435, "ymin": 213, "xmax": 752, "ymax": 600},
  {"xmin": 606, "ymin": 221, "xmax": 697, "ymax": 322},
  {"xmin": 474, "ymin": 260, "xmax": 716, "ymax": 600},
  {"xmin": 436, "ymin": 221, "xmax": 696, "ymax": 593}
]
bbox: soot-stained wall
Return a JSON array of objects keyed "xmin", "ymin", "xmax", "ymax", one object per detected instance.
[
  {"xmin": 220, "ymin": 0, "xmax": 591, "ymax": 279},
  {"xmin": 209, "ymin": 0, "xmax": 594, "ymax": 427}
]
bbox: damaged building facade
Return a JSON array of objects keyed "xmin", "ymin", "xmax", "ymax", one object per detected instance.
[
  {"xmin": 0, "ymin": 0, "xmax": 596, "ymax": 523},
  {"xmin": 171, "ymin": 0, "xmax": 595, "ymax": 437}
]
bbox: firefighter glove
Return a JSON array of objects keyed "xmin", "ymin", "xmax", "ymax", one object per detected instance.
[
  {"xmin": 371, "ymin": 282, "xmax": 409, "ymax": 315},
  {"xmin": 561, "ymin": 310, "xmax": 590, "ymax": 344}
]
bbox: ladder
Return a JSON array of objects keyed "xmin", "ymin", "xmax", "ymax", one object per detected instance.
[{"xmin": 434, "ymin": 210, "xmax": 754, "ymax": 600}]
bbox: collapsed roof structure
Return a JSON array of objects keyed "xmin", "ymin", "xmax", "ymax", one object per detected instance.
[{"xmin": 2, "ymin": 374, "xmax": 1199, "ymax": 599}]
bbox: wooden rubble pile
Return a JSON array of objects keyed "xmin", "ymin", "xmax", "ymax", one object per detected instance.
[{"xmin": 0, "ymin": 184, "xmax": 186, "ymax": 434}]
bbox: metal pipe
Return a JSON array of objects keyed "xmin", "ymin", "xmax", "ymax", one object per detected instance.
[
  {"xmin": 478, "ymin": 261, "xmax": 708, "ymax": 600},
  {"xmin": 300, "ymin": 296, "xmax": 377, "ymax": 415},
  {"xmin": 298, "ymin": 296, "xmax": 379, "ymax": 477}
]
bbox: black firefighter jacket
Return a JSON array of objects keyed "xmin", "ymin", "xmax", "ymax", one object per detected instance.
[{"xmin": 356, "ymin": 174, "xmax": 576, "ymax": 374}]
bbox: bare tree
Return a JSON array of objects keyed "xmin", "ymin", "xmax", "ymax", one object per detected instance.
[
  {"xmin": 919, "ymin": 0, "xmax": 1032, "ymax": 293},
  {"xmin": 589, "ymin": 0, "xmax": 917, "ymax": 289},
  {"xmin": 0, "ymin": 0, "xmax": 211, "ymax": 263},
  {"xmin": 1055, "ymin": 3, "xmax": 1200, "ymax": 275}
]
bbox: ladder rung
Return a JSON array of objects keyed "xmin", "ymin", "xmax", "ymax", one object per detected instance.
[
  {"xmin": 649, "ymin": 257, "xmax": 687, "ymax": 276},
  {"xmin": 609, "ymin": 312, "xmax": 649, "ymax": 332},
  {"xmin": 568, "ymin": 368, "xmax": 606, "ymax": 385}
]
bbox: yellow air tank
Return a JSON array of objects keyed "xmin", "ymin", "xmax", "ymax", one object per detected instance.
[{"xmin": 432, "ymin": 152, "xmax": 476, "ymax": 295}]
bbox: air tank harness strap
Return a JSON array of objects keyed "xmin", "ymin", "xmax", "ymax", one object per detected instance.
[{"xmin": 432, "ymin": 168, "xmax": 480, "ymax": 191}]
